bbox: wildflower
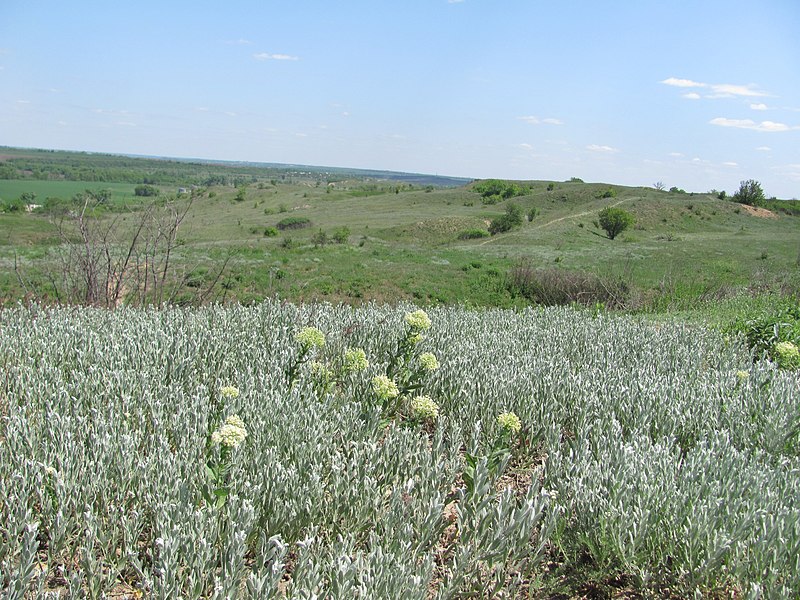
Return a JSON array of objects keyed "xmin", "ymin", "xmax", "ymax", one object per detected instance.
[
  {"xmin": 410, "ymin": 395, "xmax": 439, "ymax": 421},
  {"xmin": 773, "ymin": 341, "xmax": 800, "ymax": 369},
  {"xmin": 343, "ymin": 348, "xmax": 369, "ymax": 373},
  {"xmin": 408, "ymin": 332, "xmax": 423, "ymax": 345},
  {"xmin": 372, "ymin": 374, "xmax": 399, "ymax": 400},
  {"xmin": 497, "ymin": 411, "xmax": 522, "ymax": 435},
  {"xmin": 211, "ymin": 415, "xmax": 247, "ymax": 448},
  {"xmin": 735, "ymin": 370, "xmax": 749, "ymax": 382},
  {"xmin": 295, "ymin": 326, "xmax": 326, "ymax": 349},
  {"xmin": 405, "ymin": 309, "xmax": 431, "ymax": 331},
  {"xmin": 310, "ymin": 361, "xmax": 334, "ymax": 381},
  {"xmin": 220, "ymin": 385, "xmax": 240, "ymax": 399},
  {"xmin": 418, "ymin": 352, "xmax": 439, "ymax": 371}
]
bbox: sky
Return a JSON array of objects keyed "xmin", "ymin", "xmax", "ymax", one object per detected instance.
[{"xmin": 1, "ymin": 1, "xmax": 799, "ymax": 197}]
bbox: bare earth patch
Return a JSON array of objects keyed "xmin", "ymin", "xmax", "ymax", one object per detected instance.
[{"xmin": 741, "ymin": 204, "xmax": 778, "ymax": 219}]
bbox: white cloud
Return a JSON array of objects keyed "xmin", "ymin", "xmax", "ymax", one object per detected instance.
[
  {"xmin": 447, "ymin": 0, "xmax": 465, "ymax": 3},
  {"xmin": 253, "ymin": 52, "xmax": 299, "ymax": 61},
  {"xmin": 662, "ymin": 77, "xmax": 769, "ymax": 98},
  {"xmin": 668, "ymin": 152, "xmax": 684, "ymax": 158},
  {"xmin": 225, "ymin": 38, "xmax": 252, "ymax": 45},
  {"xmin": 661, "ymin": 77, "xmax": 704, "ymax": 88},
  {"xmin": 722, "ymin": 161, "xmax": 738, "ymax": 167},
  {"xmin": 519, "ymin": 143, "xmax": 534, "ymax": 150},
  {"xmin": 756, "ymin": 146, "xmax": 771, "ymax": 151},
  {"xmin": 519, "ymin": 115, "xmax": 562, "ymax": 125},
  {"xmin": 16, "ymin": 99, "xmax": 30, "ymax": 104},
  {"xmin": 709, "ymin": 117, "xmax": 797, "ymax": 132},
  {"xmin": 586, "ymin": 144, "xmax": 618, "ymax": 153},
  {"xmin": 750, "ymin": 103, "xmax": 768, "ymax": 111},
  {"xmin": 682, "ymin": 93, "xmax": 701, "ymax": 100}
]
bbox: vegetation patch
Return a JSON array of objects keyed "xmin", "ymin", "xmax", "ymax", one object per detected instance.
[{"xmin": 276, "ymin": 216, "xmax": 311, "ymax": 230}]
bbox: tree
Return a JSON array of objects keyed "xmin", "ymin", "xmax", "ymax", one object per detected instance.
[
  {"xmin": 732, "ymin": 179, "xmax": 765, "ymax": 206},
  {"xmin": 598, "ymin": 206, "xmax": 634, "ymax": 240}
]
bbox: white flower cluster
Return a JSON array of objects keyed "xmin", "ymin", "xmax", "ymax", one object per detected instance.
[
  {"xmin": 372, "ymin": 375, "xmax": 399, "ymax": 400},
  {"xmin": 211, "ymin": 415, "xmax": 248, "ymax": 448},
  {"xmin": 295, "ymin": 326, "xmax": 326, "ymax": 349},
  {"xmin": 418, "ymin": 352, "xmax": 439, "ymax": 372},
  {"xmin": 405, "ymin": 309, "xmax": 431, "ymax": 331},
  {"xmin": 220, "ymin": 385, "xmax": 240, "ymax": 399},
  {"xmin": 343, "ymin": 348, "xmax": 369, "ymax": 373},
  {"xmin": 497, "ymin": 411, "xmax": 522, "ymax": 435},
  {"xmin": 410, "ymin": 395, "xmax": 439, "ymax": 421}
]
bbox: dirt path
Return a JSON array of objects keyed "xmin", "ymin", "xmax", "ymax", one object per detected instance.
[{"xmin": 477, "ymin": 197, "xmax": 632, "ymax": 245}]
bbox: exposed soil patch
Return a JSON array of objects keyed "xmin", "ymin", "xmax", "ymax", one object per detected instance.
[{"xmin": 741, "ymin": 204, "xmax": 778, "ymax": 219}]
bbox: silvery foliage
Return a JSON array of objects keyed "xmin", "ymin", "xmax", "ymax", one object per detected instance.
[{"xmin": 0, "ymin": 302, "xmax": 798, "ymax": 597}]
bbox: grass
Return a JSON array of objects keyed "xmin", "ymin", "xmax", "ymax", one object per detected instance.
[{"xmin": 2, "ymin": 152, "xmax": 799, "ymax": 308}]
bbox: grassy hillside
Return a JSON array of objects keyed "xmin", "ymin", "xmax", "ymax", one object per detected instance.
[{"xmin": 1, "ymin": 150, "xmax": 798, "ymax": 308}]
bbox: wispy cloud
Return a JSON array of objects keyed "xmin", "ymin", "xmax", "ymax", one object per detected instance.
[
  {"xmin": 586, "ymin": 144, "xmax": 618, "ymax": 153},
  {"xmin": 447, "ymin": 0, "xmax": 465, "ymax": 3},
  {"xmin": 519, "ymin": 143, "xmax": 534, "ymax": 150},
  {"xmin": 682, "ymin": 93, "xmax": 701, "ymax": 100},
  {"xmin": 756, "ymin": 146, "xmax": 771, "ymax": 152},
  {"xmin": 709, "ymin": 117, "xmax": 798, "ymax": 132},
  {"xmin": 225, "ymin": 38, "xmax": 252, "ymax": 45},
  {"xmin": 750, "ymin": 103, "xmax": 768, "ymax": 111},
  {"xmin": 519, "ymin": 115, "xmax": 563, "ymax": 125},
  {"xmin": 669, "ymin": 152, "xmax": 684, "ymax": 158},
  {"xmin": 253, "ymin": 52, "xmax": 299, "ymax": 61},
  {"xmin": 722, "ymin": 161, "xmax": 738, "ymax": 167},
  {"xmin": 661, "ymin": 77, "xmax": 769, "ymax": 98}
]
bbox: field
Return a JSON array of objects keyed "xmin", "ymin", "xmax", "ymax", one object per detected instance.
[
  {"xmin": 2, "ymin": 163, "xmax": 799, "ymax": 308},
  {"xmin": 2, "ymin": 149, "xmax": 800, "ymax": 598},
  {"xmin": 2, "ymin": 302, "xmax": 799, "ymax": 598}
]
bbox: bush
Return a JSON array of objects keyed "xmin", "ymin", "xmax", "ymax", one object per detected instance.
[
  {"xmin": 527, "ymin": 208, "xmax": 539, "ymax": 222},
  {"xmin": 489, "ymin": 203, "xmax": 524, "ymax": 235},
  {"xmin": 134, "ymin": 184, "xmax": 159, "ymax": 197},
  {"xmin": 473, "ymin": 179, "xmax": 524, "ymax": 200},
  {"xmin": 598, "ymin": 206, "xmax": 634, "ymax": 240},
  {"xmin": 507, "ymin": 262, "xmax": 630, "ymax": 308},
  {"xmin": 332, "ymin": 226, "xmax": 350, "ymax": 244},
  {"xmin": 277, "ymin": 216, "xmax": 311, "ymax": 231},
  {"xmin": 264, "ymin": 227, "xmax": 278, "ymax": 237},
  {"xmin": 458, "ymin": 228, "xmax": 490, "ymax": 240},
  {"xmin": 597, "ymin": 188, "xmax": 617, "ymax": 199},
  {"xmin": 311, "ymin": 229, "xmax": 328, "ymax": 247},
  {"xmin": 732, "ymin": 179, "xmax": 765, "ymax": 206},
  {"xmin": 723, "ymin": 298, "xmax": 800, "ymax": 357}
]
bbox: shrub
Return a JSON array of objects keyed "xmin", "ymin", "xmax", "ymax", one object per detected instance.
[
  {"xmin": 507, "ymin": 261, "xmax": 630, "ymax": 308},
  {"xmin": 332, "ymin": 226, "xmax": 350, "ymax": 244},
  {"xmin": 597, "ymin": 188, "xmax": 617, "ymax": 199},
  {"xmin": 264, "ymin": 227, "xmax": 278, "ymax": 237},
  {"xmin": 473, "ymin": 179, "xmax": 524, "ymax": 200},
  {"xmin": 598, "ymin": 206, "xmax": 634, "ymax": 240},
  {"xmin": 311, "ymin": 229, "xmax": 329, "ymax": 247},
  {"xmin": 723, "ymin": 298, "xmax": 800, "ymax": 356},
  {"xmin": 732, "ymin": 179, "xmax": 765, "ymax": 206},
  {"xmin": 458, "ymin": 228, "xmax": 490, "ymax": 240},
  {"xmin": 134, "ymin": 184, "xmax": 159, "ymax": 197},
  {"xmin": 546, "ymin": 183, "xmax": 555, "ymax": 191},
  {"xmin": 489, "ymin": 203, "xmax": 524, "ymax": 235},
  {"xmin": 527, "ymin": 208, "xmax": 539, "ymax": 222},
  {"xmin": 277, "ymin": 216, "xmax": 311, "ymax": 231}
]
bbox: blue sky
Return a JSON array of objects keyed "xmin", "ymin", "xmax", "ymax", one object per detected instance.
[{"xmin": 1, "ymin": 1, "xmax": 799, "ymax": 197}]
